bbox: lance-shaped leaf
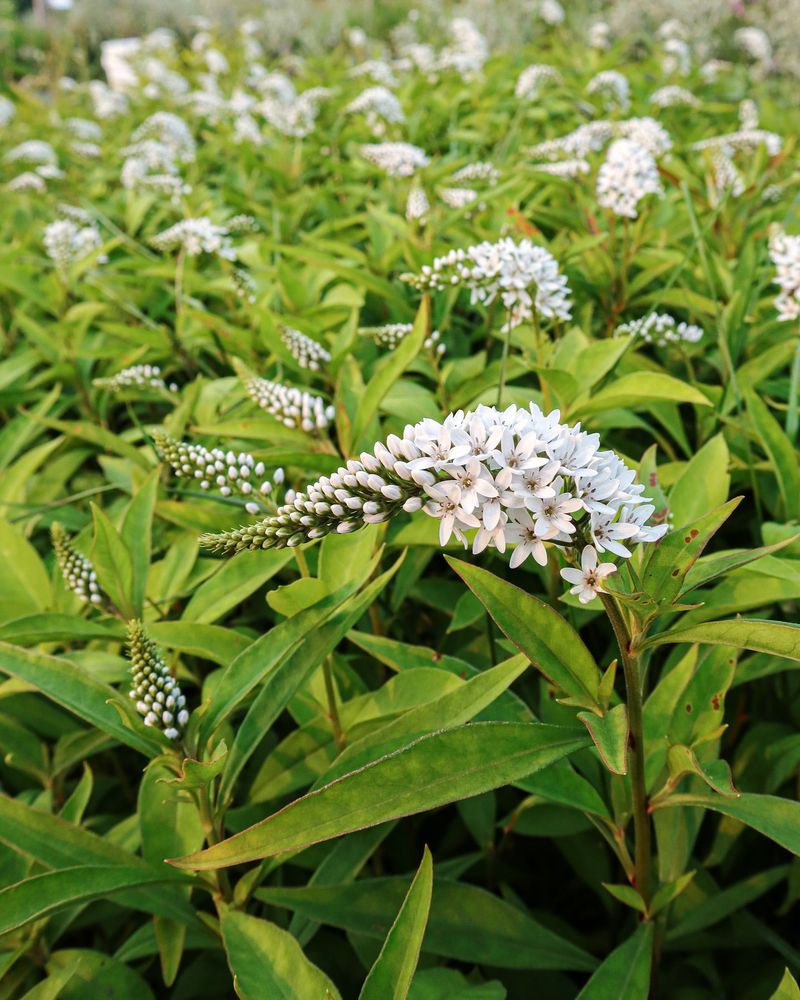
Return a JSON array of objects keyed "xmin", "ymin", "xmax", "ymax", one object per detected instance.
[
  {"xmin": 0, "ymin": 642, "xmax": 162, "ymax": 757},
  {"xmin": 570, "ymin": 373, "xmax": 711, "ymax": 418},
  {"xmin": 220, "ymin": 910, "xmax": 342, "ymax": 1000},
  {"xmin": 359, "ymin": 847, "xmax": 433, "ymax": 1000},
  {"xmin": 666, "ymin": 745, "xmax": 738, "ymax": 797},
  {"xmin": 575, "ymin": 923, "xmax": 653, "ymax": 999},
  {"xmin": 747, "ymin": 391, "xmax": 800, "ymax": 521},
  {"xmin": 197, "ymin": 580, "xmax": 363, "ymax": 746},
  {"xmin": 122, "ymin": 467, "xmax": 159, "ymax": 617},
  {"xmin": 447, "ymin": 558, "xmax": 601, "ymax": 710},
  {"xmin": 655, "ymin": 792, "xmax": 800, "ymax": 855},
  {"xmin": 644, "ymin": 619, "xmax": 800, "ymax": 660},
  {"xmin": 640, "ymin": 498, "xmax": 741, "ymax": 608},
  {"xmin": 0, "ymin": 866, "xmax": 190, "ymax": 935},
  {"xmin": 90, "ymin": 503, "xmax": 135, "ymax": 619},
  {"xmin": 258, "ymin": 876, "xmax": 596, "ymax": 972},
  {"xmin": 681, "ymin": 534, "xmax": 800, "ymax": 595},
  {"xmin": 577, "ymin": 703, "xmax": 629, "ymax": 775},
  {"xmin": 170, "ymin": 722, "xmax": 589, "ymax": 870}
]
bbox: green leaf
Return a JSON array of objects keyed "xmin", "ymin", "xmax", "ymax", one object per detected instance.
[
  {"xmin": 0, "ymin": 866, "xmax": 189, "ymax": 935},
  {"xmin": 666, "ymin": 865, "xmax": 787, "ymax": 940},
  {"xmin": 171, "ymin": 722, "xmax": 589, "ymax": 869},
  {"xmin": 0, "ymin": 614, "xmax": 123, "ymax": 646},
  {"xmin": 640, "ymin": 498, "xmax": 741, "ymax": 607},
  {"xmin": 645, "ymin": 619, "xmax": 800, "ymax": 660},
  {"xmin": 121, "ymin": 468, "xmax": 159, "ymax": 617},
  {"xmin": 220, "ymin": 910, "xmax": 342, "ymax": 1000},
  {"xmin": 360, "ymin": 847, "xmax": 433, "ymax": 1000},
  {"xmin": 658, "ymin": 791, "xmax": 800, "ymax": 855},
  {"xmin": 648, "ymin": 870, "xmax": 695, "ymax": 916},
  {"xmin": 351, "ymin": 296, "xmax": 428, "ymax": 449},
  {"xmin": 577, "ymin": 704, "xmax": 629, "ymax": 775},
  {"xmin": 0, "ymin": 642, "xmax": 162, "ymax": 757},
  {"xmin": 148, "ymin": 621, "xmax": 251, "ymax": 667},
  {"xmin": 575, "ymin": 923, "xmax": 653, "ymax": 999},
  {"xmin": 258, "ymin": 876, "xmax": 596, "ymax": 972},
  {"xmin": 570, "ymin": 373, "xmax": 711, "ymax": 418},
  {"xmin": 447, "ymin": 558, "xmax": 601, "ymax": 709},
  {"xmin": 0, "ymin": 519, "xmax": 50, "ymax": 621},
  {"xmin": 198, "ymin": 580, "xmax": 362, "ymax": 746},
  {"xmin": 601, "ymin": 882, "xmax": 645, "ymax": 912},
  {"xmin": 682, "ymin": 534, "xmax": 800, "ymax": 594},
  {"xmin": 747, "ymin": 391, "xmax": 800, "ymax": 520},
  {"xmin": 770, "ymin": 970, "xmax": 800, "ymax": 1000},
  {"xmin": 182, "ymin": 549, "xmax": 293, "ymax": 624},
  {"xmin": 666, "ymin": 745, "xmax": 738, "ymax": 796},
  {"xmin": 90, "ymin": 503, "xmax": 135, "ymax": 619},
  {"xmin": 667, "ymin": 435, "xmax": 729, "ymax": 529}
]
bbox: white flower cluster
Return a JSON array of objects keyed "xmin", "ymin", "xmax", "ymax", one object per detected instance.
[
  {"xmin": 360, "ymin": 142, "xmax": 430, "ymax": 177},
  {"xmin": 615, "ymin": 313, "xmax": 703, "ymax": 347},
  {"xmin": 403, "ymin": 237, "xmax": 572, "ymax": 328},
  {"xmin": 538, "ymin": 0, "xmax": 565, "ymax": 25},
  {"xmin": 439, "ymin": 187, "xmax": 480, "ymax": 210},
  {"xmin": 52, "ymin": 524, "xmax": 104, "ymax": 606},
  {"xmin": 437, "ymin": 17, "xmax": 488, "ymax": 79},
  {"xmin": 700, "ymin": 60, "xmax": 731, "ymax": 83},
  {"xmin": 692, "ymin": 130, "xmax": 781, "ymax": 158},
  {"xmin": 406, "ymin": 186, "xmax": 431, "ymax": 222},
  {"xmin": 130, "ymin": 112, "xmax": 196, "ymax": 162},
  {"xmin": 92, "ymin": 364, "xmax": 176, "ymax": 394},
  {"xmin": 650, "ymin": 86, "xmax": 700, "ymax": 109},
  {"xmin": 155, "ymin": 432, "xmax": 283, "ymax": 515},
  {"xmin": 122, "ymin": 112, "xmax": 195, "ymax": 197},
  {"xmin": 8, "ymin": 172, "xmax": 46, "ymax": 193},
  {"xmin": 349, "ymin": 60, "xmax": 398, "ymax": 87},
  {"xmin": 661, "ymin": 37, "xmax": 691, "ymax": 76},
  {"xmin": 533, "ymin": 159, "xmax": 590, "ymax": 178},
  {"xmin": 5, "ymin": 140, "xmax": 57, "ymax": 165},
  {"xmin": 150, "ymin": 218, "xmax": 236, "ymax": 259},
  {"xmin": 44, "ymin": 212, "xmax": 105, "ymax": 275},
  {"xmin": 515, "ymin": 64, "xmax": 561, "ymax": 100},
  {"xmin": 710, "ymin": 147, "xmax": 744, "ymax": 200},
  {"xmin": 0, "ymin": 95, "xmax": 15, "ymax": 127},
  {"xmin": 89, "ymin": 80, "xmax": 129, "ymax": 120},
  {"xmin": 127, "ymin": 621, "xmax": 189, "ymax": 741},
  {"xmin": 259, "ymin": 86, "xmax": 330, "ymax": 138},
  {"xmin": 360, "ymin": 323, "xmax": 446, "ymax": 360},
  {"xmin": 525, "ymin": 121, "xmax": 615, "ymax": 162},
  {"xmin": 450, "ymin": 162, "xmax": 499, "ymax": 186},
  {"xmin": 768, "ymin": 227, "xmax": 800, "ymax": 322},
  {"xmin": 201, "ymin": 403, "xmax": 667, "ymax": 604},
  {"xmin": 65, "ymin": 117, "xmax": 103, "ymax": 141},
  {"xmin": 587, "ymin": 71, "xmax": 630, "ymax": 112},
  {"xmin": 734, "ymin": 27, "xmax": 773, "ymax": 66},
  {"xmin": 616, "ymin": 118, "xmax": 672, "ymax": 156},
  {"xmin": 234, "ymin": 360, "xmax": 335, "ymax": 432},
  {"xmin": 596, "ymin": 139, "xmax": 663, "ymax": 219},
  {"xmin": 739, "ymin": 99, "xmax": 759, "ymax": 131},
  {"xmin": 588, "ymin": 21, "xmax": 611, "ymax": 50},
  {"xmin": 346, "ymin": 86, "xmax": 405, "ymax": 132},
  {"xmin": 281, "ymin": 326, "xmax": 331, "ymax": 371}
]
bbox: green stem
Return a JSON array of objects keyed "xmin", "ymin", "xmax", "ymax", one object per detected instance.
[
  {"xmin": 786, "ymin": 335, "xmax": 800, "ymax": 442},
  {"xmin": 496, "ymin": 315, "xmax": 512, "ymax": 408},
  {"xmin": 600, "ymin": 592, "xmax": 651, "ymax": 910}
]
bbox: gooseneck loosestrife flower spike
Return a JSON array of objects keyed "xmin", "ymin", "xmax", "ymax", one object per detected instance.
[
  {"xmin": 280, "ymin": 326, "xmax": 331, "ymax": 371},
  {"xmin": 233, "ymin": 358, "xmax": 335, "ymax": 432},
  {"xmin": 127, "ymin": 620, "xmax": 189, "ymax": 741},
  {"xmin": 51, "ymin": 523, "xmax": 105, "ymax": 607},
  {"xmin": 154, "ymin": 431, "xmax": 284, "ymax": 515},
  {"xmin": 201, "ymin": 403, "xmax": 668, "ymax": 602},
  {"xmin": 403, "ymin": 237, "xmax": 572, "ymax": 328}
]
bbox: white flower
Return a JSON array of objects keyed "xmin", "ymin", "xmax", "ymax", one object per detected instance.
[
  {"xmin": 127, "ymin": 621, "xmax": 189, "ymax": 741},
  {"xmin": 650, "ymin": 86, "xmax": 699, "ymax": 109},
  {"xmin": 52, "ymin": 524, "xmax": 104, "ymax": 606},
  {"xmin": 406, "ymin": 186, "xmax": 430, "ymax": 222},
  {"xmin": 360, "ymin": 142, "xmax": 430, "ymax": 177},
  {"xmin": 588, "ymin": 21, "xmax": 611, "ymax": 50},
  {"xmin": 93, "ymin": 364, "xmax": 175, "ymax": 393},
  {"xmin": 150, "ymin": 218, "xmax": 237, "ymax": 259},
  {"xmin": 515, "ymin": 64, "xmax": 561, "ymax": 100},
  {"xmin": 0, "ymin": 94, "xmax": 15, "ymax": 127},
  {"xmin": 614, "ymin": 313, "xmax": 703, "ymax": 346},
  {"xmin": 561, "ymin": 546, "xmax": 617, "ymax": 604},
  {"xmin": 403, "ymin": 237, "xmax": 572, "ymax": 327},
  {"xmin": 201, "ymin": 402, "xmax": 667, "ymax": 598},
  {"xmin": 234, "ymin": 359, "xmax": 335, "ymax": 433},
  {"xmin": 769, "ymin": 226, "xmax": 800, "ymax": 323},
  {"xmin": 436, "ymin": 17, "xmax": 488, "ymax": 79},
  {"xmin": 44, "ymin": 214, "xmax": 105, "ymax": 275},
  {"xmin": 597, "ymin": 139, "xmax": 663, "ymax": 219},
  {"xmin": 5, "ymin": 140, "xmax": 57, "ymax": 165},
  {"xmin": 532, "ymin": 159, "xmax": 590, "ymax": 178},
  {"xmin": 281, "ymin": 326, "xmax": 331, "ymax": 371},
  {"xmin": 346, "ymin": 86, "xmax": 405, "ymax": 129},
  {"xmin": 587, "ymin": 71, "xmax": 630, "ymax": 112},
  {"xmin": 734, "ymin": 27, "xmax": 772, "ymax": 66}
]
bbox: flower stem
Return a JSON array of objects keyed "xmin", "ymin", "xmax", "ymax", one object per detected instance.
[
  {"xmin": 496, "ymin": 316, "xmax": 512, "ymax": 407},
  {"xmin": 600, "ymin": 591, "xmax": 651, "ymax": 909},
  {"xmin": 323, "ymin": 655, "xmax": 345, "ymax": 752}
]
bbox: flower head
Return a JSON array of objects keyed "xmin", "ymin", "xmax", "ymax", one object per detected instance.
[
  {"xmin": 51, "ymin": 523, "xmax": 104, "ymax": 607},
  {"xmin": 560, "ymin": 545, "xmax": 617, "ymax": 604},
  {"xmin": 127, "ymin": 621, "xmax": 189, "ymax": 741},
  {"xmin": 596, "ymin": 139, "xmax": 663, "ymax": 219}
]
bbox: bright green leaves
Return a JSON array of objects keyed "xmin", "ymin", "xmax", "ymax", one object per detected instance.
[
  {"xmin": 646, "ymin": 619, "xmax": 800, "ymax": 660},
  {"xmin": 447, "ymin": 558, "xmax": 601, "ymax": 710},
  {"xmin": 359, "ymin": 848, "xmax": 433, "ymax": 1000},
  {"xmin": 220, "ymin": 910, "xmax": 342, "ymax": 1000},
  {"xmin": 569, "ymin": 373, "xmax": 711, "ymax": 419},
  {"xmin": 90, "ymin": 503, "xmax": 135, "ymax": 620},
  {"xmin": 746, "ymin": 391, "xmax": 800, "ymax": 520},
  {"xmin": 639, "ymin": 498, "xmax": 741, "ymax": 609},
  {"xmin": 578, "ymin": 704, "xmax": 629, "ymax": 775},
  {"xmin": 171, "ymin": 723, "xmax": 589, "ymax": 869}
]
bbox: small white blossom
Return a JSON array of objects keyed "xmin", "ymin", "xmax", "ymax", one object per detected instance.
[
  {"xmin": 360, "ymin": 142, "xmax": 430, "ymax": 177},
  {"xmin": 234, "ymin": 359, "xmax": 335, "ymax": 433},
  {"xmin": 93, "ymin": 364, "xmax": 176, "ymax": 393},
  {"xmin": 587, "ymin": 71, "xmax": 630, "ymax": 112},
  {"xmin": 281, "ymin": 327, "xmax": 331, "ymax": 371},
  {"xmin": 515, "ymin": 64, "xmax": 561, "ymax": 100},
  {"xmin": 769, "ymin": 226, "xmax": 800, "ymax": 322},
  {"xmin": 597, "ymin": 139, "xmax": 663, "ymax": 219},
  {"xmin": 561, "ymin": 545, "xmax": 617, "ymax": 604},
  {"xmin": 650, "ymin": 86, "xmax": 700, "ymax": 109},
  {"xmin": 614, "ymin": 313, "xmax": 703, "ymax": 346},
  {"xmin": 52, "ymin": 524, "xmax": 104, "ymax": 606}
]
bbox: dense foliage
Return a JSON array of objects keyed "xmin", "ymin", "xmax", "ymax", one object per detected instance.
[{"xmin": 1, "ymin": 6, "xmax": 799, "ymax": 999}]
